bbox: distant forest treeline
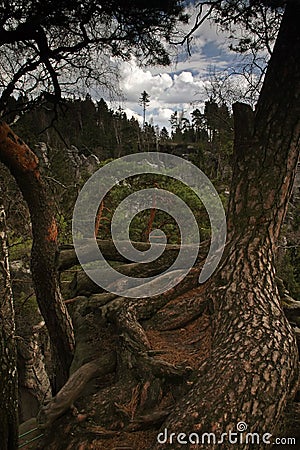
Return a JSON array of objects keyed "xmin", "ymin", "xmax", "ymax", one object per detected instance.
[{"xmin": 7, "ymin": 94, "xmax": 234, "ymax": 173}]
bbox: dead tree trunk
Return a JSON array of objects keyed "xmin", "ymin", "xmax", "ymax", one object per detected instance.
[
  {"xmin": 0, "ymin": 122, "xmax": 74, "ymax": 393},
  {"xmin": 154, "ymin": 3, "xmax": 300, "ymax": 448},
  {"xmin": 0, "ymin": 201, "xmax": 18, "ymax": 450}
]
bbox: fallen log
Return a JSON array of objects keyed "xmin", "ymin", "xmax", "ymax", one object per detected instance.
[
  {"xmin": 57, "ymin": 239, "xmax": 209, "ymax": 271},
  {"xmin": 68, "ymin": 257, "xmax": 191, "ymax": 296},
  {"xmin": 68, "ymin": 261, "xmax": 183, "ymax": 296},
  {"xmin": 67, "ymin": 239, "xmax": 210, "ymax": 296}
]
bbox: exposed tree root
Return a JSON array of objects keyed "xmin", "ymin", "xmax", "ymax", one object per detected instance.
[
  {"xmin": 36, "ymin": 265, "xmax": 212, "ymax": 449},
  {"xmin": 128, "ymin": 408, "xmax": 173, "ymax": 431},
  {"xmin": 37, "ymin": 354, "xmax": 116, "ymax": 429}
]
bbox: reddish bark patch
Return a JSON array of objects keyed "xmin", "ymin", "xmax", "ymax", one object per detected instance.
[
  {"xmin": 47, "ymin": 218, "xmax": 58, "ymax": 242},
  {"xmin": 0, "ymin": 122, "xmax": 40, "ymax": 176}
]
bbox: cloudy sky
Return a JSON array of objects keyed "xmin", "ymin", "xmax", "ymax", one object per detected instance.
[{"xmin": 109, "ymin": 7, "xmax": 247, "ymax": 132}]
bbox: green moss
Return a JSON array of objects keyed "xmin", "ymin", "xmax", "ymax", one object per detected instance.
[
  {"xmin": 9, "ymin": 238, "xmax": 32, "ymax": 261},
  {"xmin": 276, "ymin": 251, "xmax": 300, "ymax": 301}
]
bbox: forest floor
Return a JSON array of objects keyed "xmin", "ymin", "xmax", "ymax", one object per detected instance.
[{"xmin": 20, "ymin": 282, "xmax": 212, "ymax": 450}]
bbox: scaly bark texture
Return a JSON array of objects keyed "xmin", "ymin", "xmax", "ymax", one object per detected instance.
[
  {"xmin": 153, "ymin": 3, "xmax": 300, "ymax": 448},
  {"xmin": 0, "ymin": 202, "xmax": 18, "ymax": 450},
  {"xmin": 0, "ymin": 121, "xmax": 74, "ymax": 392}
]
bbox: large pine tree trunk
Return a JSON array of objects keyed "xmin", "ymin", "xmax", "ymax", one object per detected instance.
[
  {"xmin": 0, "ymin": 202, "xmax": 18, "ymax": 450},
  {"xmin": 0, "ymin": 122, "xmax": 74, "ymax": 392},
  {"xmin": 154, "ymin": 2, "xmax": 300, "ymax": 448}
]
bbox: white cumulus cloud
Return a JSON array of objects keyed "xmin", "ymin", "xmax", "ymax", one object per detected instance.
[{"xmin": 103, "ymin": 5, "xmax": 248, "ymax": 131}]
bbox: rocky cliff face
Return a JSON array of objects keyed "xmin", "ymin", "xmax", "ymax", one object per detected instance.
[
  {"xmin": 17, "ymin": 323, "xmax": 51, "ymax": 423},
  {"xmin": 10, "ymin": 260, "xmax": 51, "ymax": 423},
  {"xmin": 35, "ymin": 141, "xmax": 100, "ymax": 180}
]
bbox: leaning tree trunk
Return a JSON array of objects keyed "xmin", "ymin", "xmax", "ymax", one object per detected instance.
[
  {"xmin": 0, "ymin": 201, "xmax": 18, "ymax": 450},
  {"xmin": 0, "ymin": 122, "xmax": 74, "ymax": 393},
  {"xmin": 154, "ymin": 3, "xmax": 300, "ymax": 448}
]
